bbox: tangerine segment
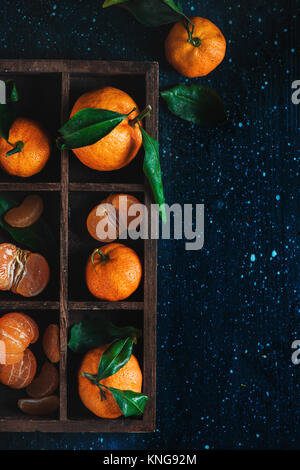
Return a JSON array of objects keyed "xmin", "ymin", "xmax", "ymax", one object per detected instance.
[
  {"xmin": 86, "ymin": 194, "xmax": 143, "ymax": 243},
  {"xmin": 0, "ymin": 312, "xmax": 38, "ymax": 358},
  {"xmin": 26, "ymin": 361, "xmax": 59, "ymax": 398},
  {"xmin": 70, "ymin": 87, "xmax": 142, "ymax": 172},
  {"xmin": 42, "ymin": 324, "xmax": 60, "ymax": 363},
  {"xmin": 0, "ymin": 348, "xmax": 37, "ymax": 389},
  {"xmin": 0, "ymin": 117, "xmax": 51, "ymax": 178},
  {"xmin": 78, "ymin": 345, "xmax": 142, "ymax": 419},
  {"xmin": 0, "ymin": 243, "xmax": 17, "ymax": 291},
  {"xmin": 85, "ymin": 243, "xmax": 142, "ymax": 301},
  {"xmin": 4, "ymin": 195, "xmax": 44, "ymax": 228},
  {"xmin": 18, "ymin": 395, "xmax": 59, "ymax": 415},
  {"xmin": 12, "ymin": 253, "xmax": 50, "ymax": 297}
]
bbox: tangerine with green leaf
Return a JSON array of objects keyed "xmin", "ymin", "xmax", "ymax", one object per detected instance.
[
  {"xmin": 78, "ymin": 344, "xmax": 142, "ymax": 419},
  {"xmin": 69, "ymin": 87, "xmax": 145, "ymax": 171}
]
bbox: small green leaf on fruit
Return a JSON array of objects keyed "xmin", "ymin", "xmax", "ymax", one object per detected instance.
[
  {"xmin": 57, "ymin": 108, "xmax": 128, "ymax": 149},
  {"xmin": 107, "ymin": 387, "xmax": 149, "ymax": 416},
  {"xmin": 97, "ymin": 337, "xmax": 134, "ymax": 380}
]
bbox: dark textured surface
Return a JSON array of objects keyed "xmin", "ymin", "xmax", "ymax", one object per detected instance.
[{"xmin": 0, "ymin": 0, "xmax": 299, "ymax": 450}]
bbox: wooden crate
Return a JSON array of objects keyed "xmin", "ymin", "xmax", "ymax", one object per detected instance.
[{"xmin": 0, "ymin": 60, "xmax": 158, "ymax": 432}]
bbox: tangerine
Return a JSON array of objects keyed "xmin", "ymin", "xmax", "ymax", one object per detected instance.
[
  {"xmin": 0, "ymin": 312, "xmax": 39, "ymax": 364},
  {"xmin": 0, "ymin": 348, "xmax": 37, "ymax": 389},
  {"xmin": 0, "ymin": 243, "xmax": 50, "ymax": 297},
  {"xmin": 85, "ymin": 243, "xmax": 142, "ymax": 301},
  {"xmin": 78, "ymin": 345, "xmax": 142, "ymax": 419},
  {"xmin": 0, "ymin": 117, "xmax": 51, "ymax": 177},
  {"xmin": 165, "ymin": 17, "xmax": 226, "ymax": 77},
  {"xmin": 70, "ymin": 87, "xmax": 142, "ymax": 171},
  {"xmin": 86, "ymin": 193, "xmax": 143, "ymax": 243}
]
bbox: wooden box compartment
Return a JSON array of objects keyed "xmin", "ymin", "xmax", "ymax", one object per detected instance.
[
  {"xmin": 0, "ymin": 309, "xmax": 60, "ymax": 421},
  {"xmin": 68, "ymin": 190, "xmax": 145, "ymax": 302},
  {"xmin": 0, "ymin": 60, "xmax": 158, "ymax": 433}
]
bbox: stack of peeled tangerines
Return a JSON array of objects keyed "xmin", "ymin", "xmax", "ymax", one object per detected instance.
[{"xmin": 0, "ymin": 312, "xmax": 60, "ymax": 415}]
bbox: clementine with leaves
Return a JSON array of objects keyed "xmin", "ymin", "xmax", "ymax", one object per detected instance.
[
  {"xmin": 70, "ymin": 87, "xmax": 143, "ymax": 171},
  {"xmin": 78, "ymin": 344, "xmax": 142, "ymax": 419}
]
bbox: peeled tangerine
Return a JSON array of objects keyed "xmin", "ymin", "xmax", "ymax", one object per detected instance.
[
  {"xmin": 0, "ymin": 348, "xmax": 37, "ymax": 389},
  {"xmin": 0, "ymin": 312, "xmax": 39, "ymax": 364},
  {"xmin": 0, "ymin": 243, "xmax": 50, "ymax": 297}
]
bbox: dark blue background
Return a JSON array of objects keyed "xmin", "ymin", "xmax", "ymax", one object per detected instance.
[{"xmin": 0, "ymin": 0, "xmax": 299, "ymax": 450}]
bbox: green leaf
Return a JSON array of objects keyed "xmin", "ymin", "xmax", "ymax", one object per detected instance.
[
  {"xmin": 140, "ymin": 126, "xmax": 166, "ymax": 223},
  {"xmin": 0, "ymin": 194, "xmax": 56, "ymax": 253},
  {"xmin": 57, "ymin": 107, "xmax": 129, "ymax": 150},
  {"xmin": 103, "ymin": 0, "xmax": 127, "ymax": 6},
  {"xmin": 68, "ymin": 317, "xmax": 141, "ymax": 353},
  {"xmin": 161, "ymin": 84, "xmax": 227, "ymax": 127},
  {"xmin": 97, "ymin": 337, "xmax": 134, "ymax": 380},
  {"xmin": 103, "ymin": 0, "xmax": 189, "ymax": 27},
  {"xmin": 107, "ymin": 387, "xmax": 149, "ymax": 417},
  {"xmin": 0, "ymin": 80, "xmax": 18, "ymax": 142}
]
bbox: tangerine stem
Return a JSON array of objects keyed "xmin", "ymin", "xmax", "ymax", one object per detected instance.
[
  {"xmin": 6, "ymin": 140, "xmax": 24, "ymax": 157},
  {"xmin": 91, "ymin": 248, "xmax": 109, "ymax": 280},
  {"xmin": 185, "ymin": 19, "xmax": 201, "ymax": 47},
  {"xmin": 129, "ymin": 105, "xmax": 152, "ymax": 126}
]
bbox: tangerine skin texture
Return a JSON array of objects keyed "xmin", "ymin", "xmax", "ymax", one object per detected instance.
[
  {"xmin": 165, "ymin": 17, "xmax": 226, "ymax": 78},
  {"xmin": 0, "ymin": 117, "xmax": 50, "ymax": 177},
  {"xmin": 0, "ymin": 348, "xmax": 37, "ymax": 389},
  {"xmin": 78, "ymin": 345, "xmax": 142, "ymax": 419},
  {"xmin": 0, "ymin": 312, "xmax": 39, "ymax": 364},
  {"xmin": 70, "ymin": 87, "xmax": 142, "ymax": 171},
  {"xmin": 85, "ymin": 243, "xmax": 142, "ymax": 301}
]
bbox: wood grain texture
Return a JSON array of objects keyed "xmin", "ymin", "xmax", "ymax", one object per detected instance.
[{"xmin": 0, "ymin": 60, "xmax": 158, "ymax": 433}]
